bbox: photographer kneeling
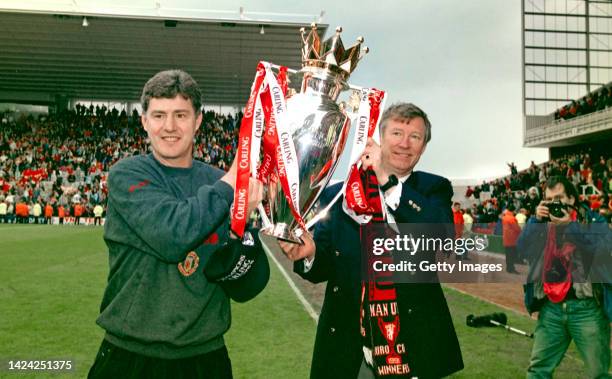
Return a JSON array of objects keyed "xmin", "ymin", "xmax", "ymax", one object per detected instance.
[{"xmin": 518, "ymin": 175, "xmax": 611, "ymax": 379}]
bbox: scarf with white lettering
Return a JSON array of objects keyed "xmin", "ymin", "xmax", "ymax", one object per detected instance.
[{"xmin": 360, "ymin": 173, "xmax": 411, "ymax": 377}]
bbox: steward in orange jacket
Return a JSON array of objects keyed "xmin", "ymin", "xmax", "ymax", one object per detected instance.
[
  {"xmin": 502, "ymin": 210, "xmax": 521, "ymax": 246},
  {"xmin": 44, "ymin": 204, "xmax": 53, "ymax": 224},
  {"xmin": 502, "ymin": 207, "xmax": 522, "ymax": 273},
  {"xmin": 58, "ymin": 205, "xmax": 65, "ymax": 224},
  {"xmin": 15, "ymin": 201, "xmax": 28, "ymax": 223}
]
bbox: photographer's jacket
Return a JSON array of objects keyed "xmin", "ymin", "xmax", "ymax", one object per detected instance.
[
  {"xmin": 518, "ymin": 216, "xmax": 612, "ymax": 319},
  {"xmin": 97, "ymin": 154, "xmax": 235, "ymax": 359}
]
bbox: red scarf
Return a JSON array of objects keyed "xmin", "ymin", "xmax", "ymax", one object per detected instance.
[
  {"xmin": 543, "ymin": 224, "xmax": 576, "ymax": 303},
  {"xmin": 360, "ymin": 170, "xmax": 411, "ymax": 376}
]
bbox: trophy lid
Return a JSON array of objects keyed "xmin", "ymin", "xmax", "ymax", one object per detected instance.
[{"xmin": 300, "ymin": 23, "xmax": 369, "ymax": 81}]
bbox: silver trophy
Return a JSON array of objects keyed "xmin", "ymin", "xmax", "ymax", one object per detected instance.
[{"xmin": 261, "ymin": 24, "xmax": 368, "ymax": 243}]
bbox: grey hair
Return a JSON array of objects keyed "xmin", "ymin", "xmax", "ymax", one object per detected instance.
[
  {"xmin": 141, "ymin": 69, "xmax": 203, "ymax": 114},
  {"xmin": 379, "ymin": 102, "xmax": 431, "ymax": 143}
]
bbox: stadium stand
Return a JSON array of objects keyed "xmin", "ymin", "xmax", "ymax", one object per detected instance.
[
  {"xmin": 553, "ymin": 83, "xmax": 612, "ymax": 121},
  {"xmin": 458, "ymin": 154, "xmax": 611, "ymax": 237},
  {"xmin": 2, "ymin": 104, "xmax": 609, "ymax": 229},
  {"xmin": 0, "ymin": 106, "xmax": 242, "ymax": 224}
]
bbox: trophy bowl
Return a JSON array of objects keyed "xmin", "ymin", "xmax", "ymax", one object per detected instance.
[{"xmin": 262, "ymin": 68, "xmax": 350, "ymax": 243}]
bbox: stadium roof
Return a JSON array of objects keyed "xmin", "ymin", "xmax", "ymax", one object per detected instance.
[{"xmin": 0, "ymin": 4, "xmax": 327, "ymax": 105}]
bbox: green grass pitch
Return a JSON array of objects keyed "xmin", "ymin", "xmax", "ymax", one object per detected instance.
[{"xmin": 0, "ymin": 225, "xmax": 593, "ymax": 378}]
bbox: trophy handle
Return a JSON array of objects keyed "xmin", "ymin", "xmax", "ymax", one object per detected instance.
[
  {"xmin": 304, "ymin": 186, "xmax": 344, "ymax": 230},
  {"xmin": 257, "ymin": 204, "xmax": 273, "ymax": 230}
]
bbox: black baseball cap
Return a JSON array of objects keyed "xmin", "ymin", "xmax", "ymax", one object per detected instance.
[{"xmin": 204, "ymin": 228, "xmax": 270, "ymax": 303}]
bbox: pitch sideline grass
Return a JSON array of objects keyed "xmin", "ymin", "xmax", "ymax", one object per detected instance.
[
  {"xmin": 0, "ymin": 225, "xmax": 315, "ymax": 378},
  {"xmin": 442, "ymin": 286, "xmax": 586, "ymax": 378},
  {"xmin": 0, "ymin": 225, "xmax": 600, "ymax": 378}
]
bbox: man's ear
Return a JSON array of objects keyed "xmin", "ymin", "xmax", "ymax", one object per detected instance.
[
  {"xmin": 141, "ymin": 114, "xmax": 148, "ymax": 132},
  {"xmin": 195, "ymin": 112, "xmax": 203, "ymax": 131}
]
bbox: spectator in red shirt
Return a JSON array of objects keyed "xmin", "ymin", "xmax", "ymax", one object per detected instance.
[
  {"xmin": 452, "ymin": 202, "xmax": 464, "ymax": 239},
  {"xmin": 15, "ymin": 199, "xmax": 29, "ymax": 224},
  {"xmin": 73, "ymin": 202, "xmax": 83, "ymax": 225},
  {"xmin": 590, "ymin": 195, "xmax": 603, "ymax": 211},
  {"xmin": 57, "ymin": 205, "xmax": 65, "ymax": 225},
  {"xmin": 502, "ymin": 205, "xmax": 521, "ymax": 274},
  {"xmin": 44, "ymin": 203, "xmax": 53, "ymax": 224},
  {"xmin": 465, "ymin": 186, "xmax": 474, "ymax": 198}
]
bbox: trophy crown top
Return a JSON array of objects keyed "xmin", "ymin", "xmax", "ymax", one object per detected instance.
[{"xmin": 300, "ymin": 23, "xmax": 368, "ymax": 78}]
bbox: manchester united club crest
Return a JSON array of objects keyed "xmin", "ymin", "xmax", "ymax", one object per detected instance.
[
  {"xmin": 178, "ymin": 251, "xmax": 199, "ymax": 276},
  {"xmin": 378, "ymin": 316, "xmax": 402, "ymax": 365}
]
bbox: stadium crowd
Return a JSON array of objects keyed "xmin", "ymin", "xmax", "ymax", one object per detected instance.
[
  {"xmin": 553, "ymin": 83, "xmax": 612, "ymax": 121},
  {"xmin": 458, "ymin": 153, "xmax": 612, "ymax": 234},
  {"xmin": 2, "ymin": 106, "xmax": 610, "ymax": 229},
  {"xmin": 0, "ymin": 105, "xmax": 241, "ymax": 224}
]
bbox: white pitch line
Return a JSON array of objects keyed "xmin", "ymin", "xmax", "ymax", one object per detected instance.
[
  {"xmin": 444, "ymin": 284, "xmax": 531, "ymax": 318},
  {"xmin": 261, "ymin": 245, "xmax": 509, "ymax": 324},
  {"xmin": 263, "ymin": 247, "xmax": 319, "ymax": 322}
]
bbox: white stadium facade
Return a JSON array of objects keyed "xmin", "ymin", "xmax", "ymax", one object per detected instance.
[{"xmin": 522, "ymin": 0, "xmax": 612, "ymax": 160}]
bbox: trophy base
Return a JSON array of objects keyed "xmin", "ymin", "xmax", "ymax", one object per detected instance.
[{"xmin": 261, "ymin": 223, "xmax": 304, "ymax": 244}]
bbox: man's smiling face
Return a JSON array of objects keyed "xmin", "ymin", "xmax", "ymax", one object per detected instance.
[
  {"xmin": 380, "ymin": 117, "xmax": 427, "ymax": 177},
  {"xmin": 142, "ymin": 95, "xmax": 202, "ymax": 168}
]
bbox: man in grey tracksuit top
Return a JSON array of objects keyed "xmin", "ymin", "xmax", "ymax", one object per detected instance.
[{"xmin": 88, "ymin": 70, "xmax": 265, "ymax": 379}]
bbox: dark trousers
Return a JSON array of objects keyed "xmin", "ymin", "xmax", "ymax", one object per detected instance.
[
  {"xmin": 88, "ymin": 339, "xmax": 233, "ymax": 379},
  {"xmin": 505, "ymin": 246, "xmax": 517, "ymax": 272}
]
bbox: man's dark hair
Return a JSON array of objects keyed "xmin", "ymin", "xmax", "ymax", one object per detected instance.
[
  {"xmin": 380, "ymin": 102, "xmax": 432, "ymax": 143},
  {"xmin": 141, "ymin": 69, "xmax": 202, "ymax": 114},
  {"xmin": 546, "ymin": 175, "xmax": 579, "ymax": 202}
]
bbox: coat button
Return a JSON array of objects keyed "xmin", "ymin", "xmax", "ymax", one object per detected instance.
[
  {"xmin": 335, "ymin": 250, "xmax": 340, "ymax": 256},
  {"xmin": 330, "ymin": 327, "xmax": 336, "ymax": 333},
  {"xmin": 407, "ymin": 308, "xmax": 413, "ymax": 314},
  {"xmin": 333, "ymin": 286, "xmax": 339, "ymax": 293}
]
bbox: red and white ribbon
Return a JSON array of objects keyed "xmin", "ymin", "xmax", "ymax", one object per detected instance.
[
  {"xmin": 264, "ymin": 63, "xmax": 306, "ymax": 231},
  {"xmin": 342, "ymin": 89, "xmax": 387, "ymax": 224},
  {"xmin": 349, "ymin": 88, "xmax": 373, "ymax": 164},
  {"xmin": 232, "ymin": 62, "xmax": 305, "ymax": 237},
  {"xmin": 231, "ymin": 64, "xmax": 266, "ymax": 237},
  {"xmin": 250, "ymin": 87, "xmax": 265, "ymax": 176},
  {"xmin": 305, "ymin": 88, "xmax": 387, "ymax": 229}
]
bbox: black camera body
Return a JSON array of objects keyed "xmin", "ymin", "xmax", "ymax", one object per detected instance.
[{"xmin": 546, "ymin": 200, "xmax": 568, "ymax": 219}]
